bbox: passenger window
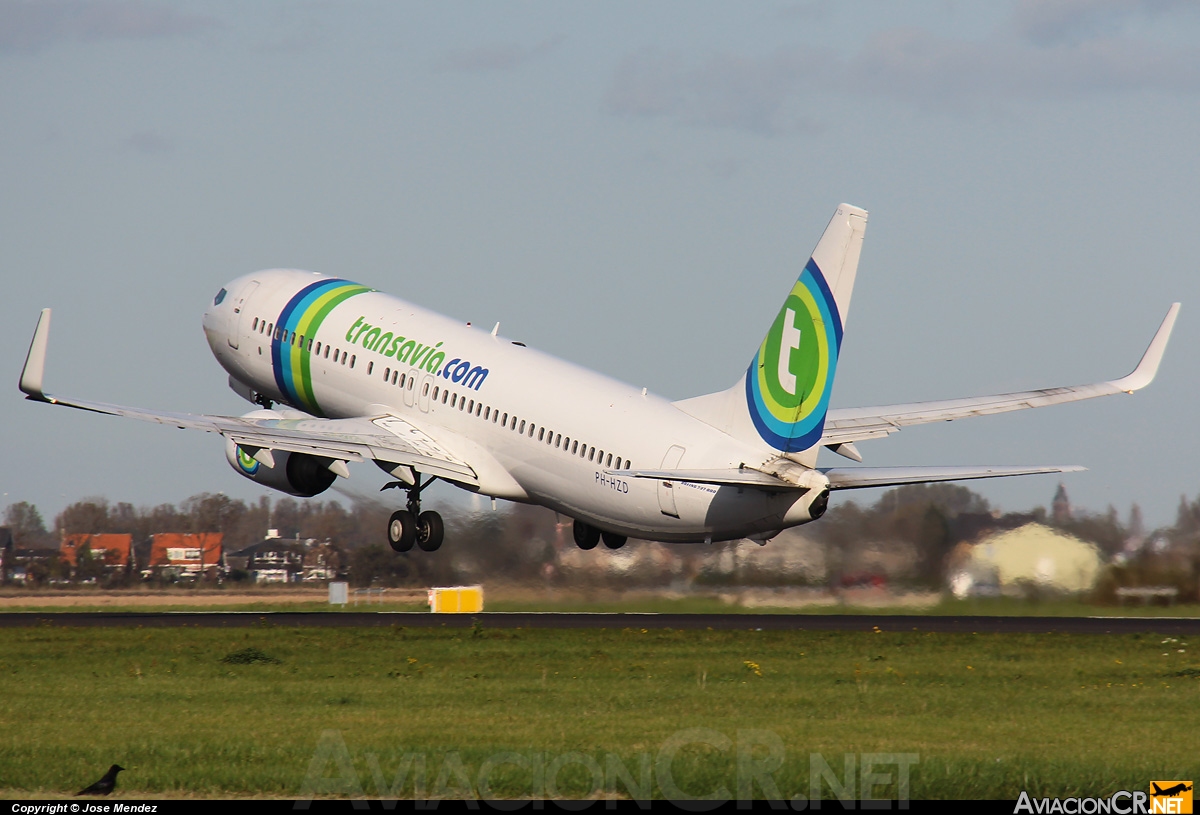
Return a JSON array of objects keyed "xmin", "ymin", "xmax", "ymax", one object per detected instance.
[
  {"xmin": 324, "ymin": 345, "xmax": 330, "ymax": 359},
  {"xmin": 450, "ymin": 394, "xmax": 456, "ymax": 408},
  {"xmin": 468, "ymin": 399, "xmax": 474, "ymax": 413},
  {"xmin": 366, "ymin": 361, "xmax": 373, "ymax": 375},
  {"xmin": 484, "ymin": 407, "xmax": 490, "ymax": 420},
  {"xmin": 476, "ymin": 403, "xmax": 482, "ymax": 417},
  {"xmin": 282, "ymin": 329, "xmax": 289, "ymax": 342},
  {"xmin": 399, "ymin": 373, "xmax": 405, "ymax": 387},
  {"xmin": 598, "ymin": 450, "xmax": 604, "ymax": 463},
  {"xmin": 408, "ymin": 377, "xmax": 414, "ymax": 391},
  {"xmin": 529, "ymin": 424, "xmax": 535, "ymax": 438},
  {"xmin": 433, "ymin": 386, "xmax": 440, "ymax": 400},
  {"xmin": 442, "ymin": 390, "xmax": 449, "ymax": 404},
  {"xmin": 252, "ymin": 317, "xmax": 258, "ymax": 331},
  {"xmin": 555, "ymin": 434, "xmax": 561, "ymax": 448},
  {"xmin": 538, "ymin": 427, "xmax": 544, "ymax": 442},
  {"xmin": 459, "ymin": 397, "xmax": 466, "ymax": 411},
  {"xmin": 519, "ymin": 420, "xmax": 526, "ymax": 434},
  {"xmin": 268, "ymin": 323, "xmax": 274, "ymax": 335},
  {"xmin": 384, "ymin": 367, "xmax": 391, "ymax": 380},
  {"xmin": 511, "ymin": 416, "xmax": 517, "ymax": 430},
  {"xmin": 307, "ymin": 338, "xmax": 313, "ymax": 352},
  {"xmin": 588, "ymin": 447, "xmax": 595, "ymax": 462},
  {"xmin": 315, "ymin": 341, "xmax": 321, "ymax": 354},
  {"xmin": 606, "ymin": 453, "xmax": 613, "ymax": 467},
  {"xmin": 423, "ymin": 383, "xmax": 430, "ymax": 397},
  {"xmin": 342, "ymin": 351, "xmax": 347, "ymax": 364},
  {"xmin": 350, "ymin": 355, "xmax": 355, "ymax": 368},
  {"xmin": 297, "ymin": 334, "xmax": 304, "ymax": 346},
  {"xmin": 502, "ymin": 412, "xmax": 508, "ymax": 425},
  {"xmin": 570, "ymin": 440, "xmax": 577, "ymax": 454}
]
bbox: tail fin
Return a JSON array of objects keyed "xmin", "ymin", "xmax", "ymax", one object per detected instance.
[{"xmin": 674, "ymin": 203, "xmax": 867, "ymax": 461}]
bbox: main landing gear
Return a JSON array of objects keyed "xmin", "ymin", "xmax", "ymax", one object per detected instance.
[
  {"xmin": 384, "ymin": 475, "xmax": 444, "ymax": 553},
  {"xmin": 573, "ymin": 519, "xmax": 626, "ymax": 551}
]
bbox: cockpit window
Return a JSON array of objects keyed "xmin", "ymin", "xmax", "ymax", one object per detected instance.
[{"xmin": 213, "ymin": 288, "xmax": 227, "ymax": 306}]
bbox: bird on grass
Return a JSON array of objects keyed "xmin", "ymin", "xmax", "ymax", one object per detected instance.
[{"xmin": 76, "ymin": 764, "xmax": 125, "ymax": 796}]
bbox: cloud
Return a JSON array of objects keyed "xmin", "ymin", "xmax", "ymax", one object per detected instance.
[
  {"xmin": 122, "ymin": 130, "xmax": 172, "ymax": 154},
  {"xmin": 1012, "ymin": 0, "xmax": 1188, "ymax": 46},
  {"xmin": 604, "ymin": 47, "xmax": 828, "ymax": 136},
  {"xmin": 434, "ymin": 36, "xmax": 563, "ymax": 73},
  {"xmin": 604, "ymin": 14, "xmax": 1200, "ymax": 134},
  {"xmin": 0, "ymin": 0, "xmax": 219, "ymax": 53}
]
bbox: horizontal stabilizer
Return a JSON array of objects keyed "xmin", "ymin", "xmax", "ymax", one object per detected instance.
[
  {"xmin": 616, "ymin": 468, "xmax": 804, "ymax": 491},
  {"xmin": 822, "ymin": 464, "xmax": 1084, "ymax": 491}
]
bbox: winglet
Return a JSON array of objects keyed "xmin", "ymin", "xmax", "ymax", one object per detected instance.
[
  {"xmin": 19, "ymin": 308, "xmax": 52, "ymax": 401},
  {"xmin": 1110, "ymin": 303, "xmax": 1180, "ymax": 393}
]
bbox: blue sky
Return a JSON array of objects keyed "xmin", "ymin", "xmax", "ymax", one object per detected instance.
[{"xmin": 2, "ymin": 0, "xmax": 1197, "ymax": 530}]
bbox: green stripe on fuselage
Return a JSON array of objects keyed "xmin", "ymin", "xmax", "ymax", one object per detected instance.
[{"xmin": 293, "ymin": 285, "xmax": 370, "ymax": 414}]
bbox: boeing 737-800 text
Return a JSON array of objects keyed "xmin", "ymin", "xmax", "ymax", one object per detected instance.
[{"xmin": 19, "ymin": 205, "xmax": 1179, "ymax": 552}]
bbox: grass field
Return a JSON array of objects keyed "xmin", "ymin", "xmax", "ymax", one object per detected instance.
[{"xmin": 2, "ymin": 623, "xmax": 1197, "ymax": 799}]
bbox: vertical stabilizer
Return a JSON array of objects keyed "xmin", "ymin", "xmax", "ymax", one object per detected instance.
[{"xmin": 674, "ymin": 204, "xmax": 867, "ymax": 463}]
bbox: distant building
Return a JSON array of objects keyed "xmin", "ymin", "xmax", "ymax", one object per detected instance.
[
  {"xmin": 1052, "ymin": 483, "xmax": 1072, "ymax": 524},
  {"xmin": 147, "ymin": 533, "xmax": 223, "ymax": 580},
  {"xmin": 60, "ymin": 534, "xmax": 133, "ymax": 576},
  {"xmin": 227, "ymin": 539, "xmax": 305, "ymax": 583},
  {"xmin": 948, "ymin": 523, "xmax": 1101, "ymax": 598}
]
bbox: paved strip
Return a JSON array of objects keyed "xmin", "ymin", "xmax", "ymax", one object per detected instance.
[{"xmin": 1, "ymin": 612, "xmax": 1199, "ymax": 634}]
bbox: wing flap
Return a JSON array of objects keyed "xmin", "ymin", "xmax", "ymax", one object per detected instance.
[{"xmin": 821, "ymin": 303, "xmax": 1179, "ymax": 445}]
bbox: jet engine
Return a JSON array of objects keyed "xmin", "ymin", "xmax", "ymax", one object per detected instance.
[{"xmin": 225, "ymin": 439, "xmax": 337, "ymax": 497}]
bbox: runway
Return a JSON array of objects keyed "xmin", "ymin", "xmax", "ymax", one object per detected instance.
[{"xmin": 2, "ymin": 611, "xmax": 1199, "ymax": 634}]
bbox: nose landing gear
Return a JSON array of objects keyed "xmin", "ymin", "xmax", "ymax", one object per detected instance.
[{"xmin": 384, "ymin": 474, "xmax": 444, "ymax": 553}]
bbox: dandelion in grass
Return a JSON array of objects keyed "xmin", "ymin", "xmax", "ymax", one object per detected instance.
[{"xmin": 744, "ymin": 660, "xmax": 762, "ymax": 677}]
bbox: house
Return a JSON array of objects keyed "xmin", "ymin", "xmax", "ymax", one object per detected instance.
[
  {"xmin": 229, "ymin": 539, "xmax": 305, "ymax": 583},
  {"xmin": 60, "ymin": 534, "xmax": 133, "ymax": 577},
  {"xmin": 948, "ymin": 523, "xmax": 1101, "ymax": 598},
  {"xmin": 147, "ymin": 533, "xmax": 223, "ymax": 580}
]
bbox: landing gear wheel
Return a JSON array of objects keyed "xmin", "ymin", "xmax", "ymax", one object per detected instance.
[
  {"xmin": 417, "ymin": 511, "xmax": 444, "ymax": 552},
  {"xmin": 602, "ymin": 532, "xmax": 627, "ymax": 550},
  {"xmin": 573, "ymin": 520, "xmax": 600, "ymax": 550},
  {"xmin": 387, "ymin": 510, "xmax": 416, "ymax": 552}
]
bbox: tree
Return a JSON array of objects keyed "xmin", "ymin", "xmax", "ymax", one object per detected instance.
[
  {"xmin": 55, "ymin": 498, "xmax": 111, "ymax": 536},
  {"xmin": 4, "ymin": 502, "xmax": 51, "ymax": 548}
]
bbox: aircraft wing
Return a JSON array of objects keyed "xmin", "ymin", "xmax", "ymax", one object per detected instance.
[
  {"xmin": 821, "ymin": 465, "xmax": 1084, "ymax": 491},
  {"xmin": 821, "ymin": 303, "xmax": 1179, "ymax": 446},
  {"xmin": 18, "ymin": 309, "xmax": 479, "ymax": 485}
]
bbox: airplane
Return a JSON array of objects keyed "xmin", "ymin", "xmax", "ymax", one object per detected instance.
[
  {"xmin": 1152, "ymin": 783, "xmax": 1192, "ymax": 797},
  {"xmin": 19, "ymin": 204, "xmax": 1179, "ymax": 553}
]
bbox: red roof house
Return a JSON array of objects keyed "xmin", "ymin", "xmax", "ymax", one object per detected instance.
[
  {"xmin": 60, "ymin": 534, "xmax": 132, "ymax": 569},
  {"xmin": 148, "ymin": 533, "xmax": 223, "ymax": 577}
]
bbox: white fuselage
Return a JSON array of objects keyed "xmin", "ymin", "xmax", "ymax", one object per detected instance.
[{"xmin": 204, "ymin": 269, "xmax": 813, "ymax": 543}]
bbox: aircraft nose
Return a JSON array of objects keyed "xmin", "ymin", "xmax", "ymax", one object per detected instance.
[{"xmin": 203, "ymin": 284, "xmax": 232, "ymax": 344}]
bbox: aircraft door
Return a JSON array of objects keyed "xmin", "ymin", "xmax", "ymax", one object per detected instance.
[
  {"xmin": 658, "ymin": 445, "xmax": 686, "ymax": 518},
  {"xmin": 229, "ymin": 281, "xmax": 259, "ymax": 349},
  {"xmin": 417, "ymin": 373, "xmax": 434, "ymax": 412}
]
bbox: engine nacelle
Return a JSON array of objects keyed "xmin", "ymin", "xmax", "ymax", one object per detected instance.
[
  {"xmin": 224, "ymin": 410, "xmax": 337, "ymax": 497},
  {"xmin": 225, "ymin": 439, "xmax": 337, "ymax": 497}
]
